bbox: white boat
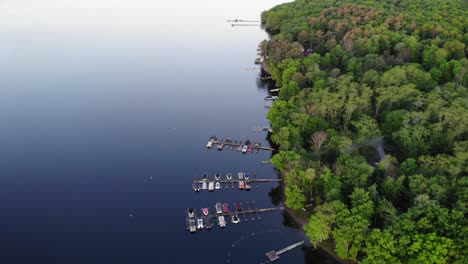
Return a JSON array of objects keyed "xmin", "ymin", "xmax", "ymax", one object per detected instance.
[
  {"xmin": 215, "ymin": 173, "xmax": 221, "ymax": 181},
  {"xmin": 231, "ymin": 214, "xmax": 240, "ymax": 224},
  {"xmin": 245, "ymin": 183, "xmax": 251, "ymax": 191},
  {"xmin": 197, "ymin": 218, "xmax": 204, "ymax": 229},
  {"xmin": 218, "ymin": 216, "xmax": 226, "ymax": 227},
  {"xmin": 215, "ymin": 203, "xmax": 223, "ymax": 214},
  {"xmin": 238, "ymin": 172, "xmax": 244, "ymax": 180},
  {"xmin": 217, "ymin": 143, "xmax": 224, "ymax": 150},
  {"xmin": 244, "ymin": 173, "xmax": 249, "ymax": 180},
  {"xmin": 226, "ymin": 173, "xmax": 232, "ymax": 181},
  {"xmin": 206, "ymin": 141, "xmax": 213, "ymax": 148},
  {"xmin": 215, "ymin": 182, "xmax": 221, "ymax": 190},
  {"xmin": 241, "ymin": 146, "xmax": 248, "ymax": 153},
  {"xmin": 202, "ymin": 182, "xmax": 207, "ymax": 190},
  {"xmin": 208, "ymin": 182, "xmax": 214, "ymax": 192}
]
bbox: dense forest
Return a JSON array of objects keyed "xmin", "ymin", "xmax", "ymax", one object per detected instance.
[{"xmin": 260, "ymin": 0, "xmax": 467, "ymax": 263}]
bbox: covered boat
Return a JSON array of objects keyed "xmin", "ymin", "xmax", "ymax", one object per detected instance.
[
  {"xmin": 222, "ymin": 203, "xmax": 230, "ymax": 213},
  {"xmin": 202, "ymin": 172, "xmax": 208, "ymax": 181},
  {"xmin": 204, "ymin": 217, "xmax": 213, "ymax": 229}
]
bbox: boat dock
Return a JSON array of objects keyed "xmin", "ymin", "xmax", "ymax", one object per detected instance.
[
  {"xmin": 265, "ymin": 241, "xmax": 305, "ymax": 262},
  {"xmin": 185, "ymin": 204, "xmax": 284, "ymax": 232},
  {"xmin": 205, "ymin": 137, "xmax": 276, "ymax": 152},
  {"xmin": 192, "ymin": 172, "xmax": 281, "ymax": 192},
  {"xmin": 231, "ymin": 24, "xmax": 261, "ymax": 27},
  {"xmin": 193, "ymin": 178, "xmax": 281, "ymax": 184}
]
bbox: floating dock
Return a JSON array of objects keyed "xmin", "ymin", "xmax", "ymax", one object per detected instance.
[
  {"xmin": 205, "ymin": 137, "xmax": 276, "ymax": 152},
  {"xmin": 265, "ymin": 241, "xmax": 305, "ymax": 262},
  {"xmin": 192, "ymin": 173, "xmax": 281, "ymax": 192},
  {"xmin": 185, "ymin": 204, "xmax": 284, "ymax": 232}
]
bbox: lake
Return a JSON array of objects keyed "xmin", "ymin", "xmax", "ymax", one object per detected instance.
[{"xmin": 0, "ymin": 1, "xmax": 336, "ymax": 263}]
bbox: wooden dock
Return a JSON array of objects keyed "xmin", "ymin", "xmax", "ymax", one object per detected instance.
[
  {"xmin": 193, "ymin": 178, "xmax": 281, "ymax": 184},
  {"xmin": 265, "ymin": 241, "xmax": 305, "ymax": 262},
  {"xmin": 185, "ymin": 205, "xmax": 284, "ymax": 231},
  {"xmin": 205, "ymin": 137, "xmax": 276, "ymax": 152},
  {"xmin": 232, "ymin": 24, "xmax": 261, "ymax": 27}
]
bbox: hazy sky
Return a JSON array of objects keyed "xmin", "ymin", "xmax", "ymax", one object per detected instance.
[{"xmin": 0, "ymin": 0, "xmax": 288, "ymax": 36}]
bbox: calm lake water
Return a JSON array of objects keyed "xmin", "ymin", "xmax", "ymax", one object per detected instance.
[{"xmin": 0, "ymin": 1, "xmax": 336, "ymax": 263}]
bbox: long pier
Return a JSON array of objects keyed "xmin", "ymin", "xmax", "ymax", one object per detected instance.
[
  {"xmin": 265, "ymin": 241, "xmax": 305, "ymax": 262},
  {"xmin": 227, "ymin": 19, "xmax": 261, "ymax": 23},
  {"xmin": 186, "ymin": 205, "xmax": 284, "ymax": 232},
  {"xmin": 232, "ymin": 24, "xmax": 261, "ymax": 27},
  {"xmin": 205, "ymin": 137, "xmax": 276, "ymax": 152},
  {"xmin": 193, "ymin": 178, "xmax": 281, "ymax": 184}
]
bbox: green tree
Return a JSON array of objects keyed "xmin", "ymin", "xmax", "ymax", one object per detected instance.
[{"xmin": 362, "ymin": 229, "xmax": 400, "ymax": 264}]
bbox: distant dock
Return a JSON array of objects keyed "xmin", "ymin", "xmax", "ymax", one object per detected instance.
[
  {"xmin": 205, "ymin": 137, "xmax": 276, "ymax": 153},
  {"xmin": 265, "ymin": 241, "xmax": 305, "ymax": 262}
]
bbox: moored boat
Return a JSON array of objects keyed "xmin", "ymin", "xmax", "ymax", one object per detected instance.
[
  {"xmin": 231, "ymin": 214, "xmax": 240, "ymax": 224},
  {"xmin": 202, "ymin": 181, "xmax": 207, "ymax": 190},
  {"xmin": 197, "ymin": 218, "xmax": 204, "ymax": 229},
  {"xmin": 222, "ymin": 203, "xmax": 230, "ymax": 213},
  {"xmin": 189, "ymin": 219, "xmax": 196, "ymax": 233},
  {"xmin": 226, "ymin": 173, "xmax": 232, "ymax": 181},
  {"xmin": 235, "ymin": 203, "xmax": 242, "ymax": 211},
  {"xmin": 187, "ymin": 208, "xmax": 195, "ymax": 218},
  {"xmin": 215, "ymin": 182, "xmax": 221, "ymax": 190},
  {"xmin": 204, "ymin": 217, "xmax": 213, "ymax": 229},
  {"xmin": 238, "ymin": 180, "xmax": 245, "ymax": 190},
  {"xmin": 217, "ymin": 143, "xmax": 224, "ymax": 151},
  {"xmin": 215, "ymin": 203, "xmax": 223, "ymax": 214},
  {"xmin": 202, "ymin": 172, "xmax": 208, "ymax": 181},
  {"xmin": 202, "ymin": 208, "xmax": 209, "ymax": 216},
  {"xmin": 215, "ymin": 173, "xmax": 220, "ymax": 181},
  {"xmin": 245, "ymin": 183, "xmax": 251, "ymax": 191},
  {"xmin": 208, "ymin": 182, "xmax": 214, "ymax": 192},
  {"xmin": 238, "ymin": 172, "xmax": 244, "ymax": 180},
  {"xmin": 218, "ymin": 216, "xmax": 226, "ymax": 227},
  {"xmin": 241, "ymin": 145, "xmax": 248, "ymax": 153},
  {"xmin": 244, "ymin": 173, "xmax": 250, "ymax": 180}
]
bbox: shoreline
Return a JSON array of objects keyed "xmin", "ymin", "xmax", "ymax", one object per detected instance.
[
  {"xmin": 262, "ymin": 60, "xmax": 350, "ymax": 264},
  {"xmin": 279, "ymin": 173, "xmax": 351, "ymax": 264}
]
